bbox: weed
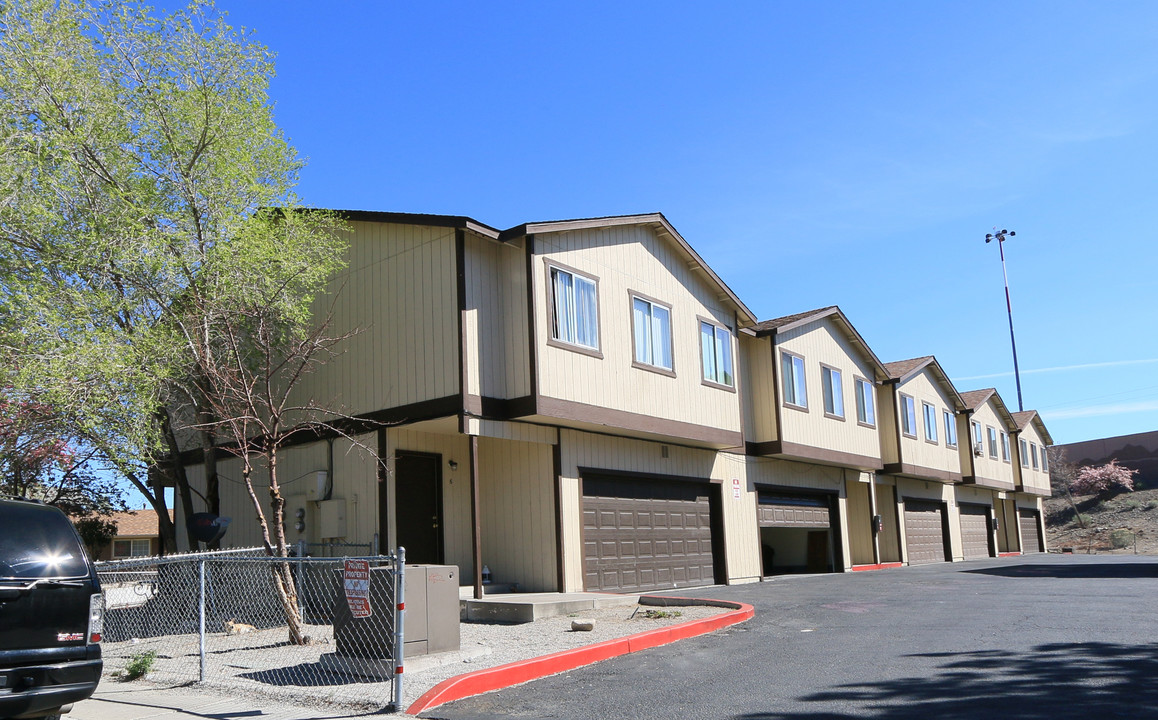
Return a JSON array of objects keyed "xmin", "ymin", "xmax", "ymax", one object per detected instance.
[
  {"xmin": 1123, "ymin": 499, "xmax": 1143, "ymax": 510},
  {"xmin": 641, "ymin": 609, "xmax": 683, "ymax": 620},
  {"xmin": 1076, "ymin": 514, "xmax": 1093, "ymax": 527},
  {"xmin": 1110, "ymin": 529, "xmax": 1135, "ymax": 549},
  {"xmin": 1146, "ymin": 500, "xmax": 1158, "ymax": 511},
  {"xmin": 122, "ymin": 650, "xmax": 157, "ymax": 680}
]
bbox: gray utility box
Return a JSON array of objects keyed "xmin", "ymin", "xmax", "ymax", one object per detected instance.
[{"xmin": 332, "ymin": 564, "xmax": 459, "ymax": 660}]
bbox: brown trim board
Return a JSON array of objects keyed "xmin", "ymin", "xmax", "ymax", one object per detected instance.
[
  {"xmin": 746, "ymin": 440, "xmax": 883, "ymax": 471},
  {"xmin": 578, "ymin": 466, "xmax": 722, "ymax": 486},
  {"xmin": 537, "ymin": 396, "xmax": 742, "ymax": 448},
  {"xmin": 961, "ymin": 474, "xmax": 1016, "ymax": 492},
  {"xmin": 553, "ymin": 431, "xmax": 565, "ymax": 592},
  {"xmin": 456, "ymin": 228, "xmax": 469, "ymax": 434},
  {"xmin": 882, "ymin": 462, "xmax": 962, "ymax": 484},
  {"xmin": 525, "ymin": 234, "xmax": 540, "ymax": 402}
]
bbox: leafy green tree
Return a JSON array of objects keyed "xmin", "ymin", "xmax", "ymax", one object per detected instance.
[{"xmin": 0, "ymin": 0, "xmax": 344, "ymax": 564}]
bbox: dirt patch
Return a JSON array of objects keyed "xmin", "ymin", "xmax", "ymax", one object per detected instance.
[{"xmin": 1045, "ymin": 487, "xmax": 1158, "ymax": 554}]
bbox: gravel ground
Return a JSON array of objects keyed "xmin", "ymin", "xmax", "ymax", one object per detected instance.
[{"xmin": 106, "ymin": 601, "xmax": 729, "ymax": 714}]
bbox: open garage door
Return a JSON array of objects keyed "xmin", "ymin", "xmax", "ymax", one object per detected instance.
[
  {"xmin": 757, "ymin": 491, "xmax": 836, "ymax": 575},
  {"xmin": 959, "ymin": 504, "xmax": 992, "ymax": 560},
  {"xmin": 903, "ymin": 499, "xmax": 948, "ymax": 565},
  {"xmin": 1019, "ymin": 509, "xmax": 1043, "ymax": 553},
  {"xmin": 582, "ymin": 474, "xmax": 718, "ymax": 593}
]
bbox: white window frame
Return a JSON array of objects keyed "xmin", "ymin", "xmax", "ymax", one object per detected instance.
[
  {"xmin": 943, "ymin": 410, "xmax": 957, "ymax": 447},
  {"xmin": 1020, "ymin": 438, "xmax": 1029, "ymax": 468},
  {"xmin": 781, "ymin": 351, "xmax": 807, "ymax": 409},
  {"xmin": 631, "ymin": 293, "xmax": 673, "ymax": 374},
  {"xmin": 972, "ymin": 420, "xmax": 983, "ymax": 452},
  {"xmin": 922, "ymin": 401, "xmax": 938, "ymax": 444},
  {"xmin": 855, "ymin": 377, "xmax": 875, "ymax": 427},
  {"xmin": 1041, "ymin": 448, "xmax": 1049, "ymax": 473},
  {"xmin": 987, "ymin": 426, "xmax": 998, "ymax": 459},
  {"xmin": 900, "ymin": 394, "xmax": 917, "ymax": 438},
  {"xmin": 821, "ymin": 365, "xmax": 845, "ymax": 419},
  {"xmin": 699, "ymin": 319, "xmax": 734, "ymax": 389},
  {"xmin": 1001, "ymin": 431, "xmax": 1011, "ymax": 463},
  {"xmin": 1031, "ymin": 442, "xmax": 1039, "ymax": 470},
  {"xmin": 548, "ymin": 264, "xmax": 600, "ymax": 353}
]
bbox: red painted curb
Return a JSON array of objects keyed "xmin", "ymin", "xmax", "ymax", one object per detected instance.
[
  {"xmin": 850, "ymin": 562, "xmax": 904, "ymax": 572},
  {"xmin": 998, "ymin": 552, "xmax": 1022, "ymax": 557},
  {"xmin": 406, "ymin": 597, "xmax": 755, "ymax": 715}
]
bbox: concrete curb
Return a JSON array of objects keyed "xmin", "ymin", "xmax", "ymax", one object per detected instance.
[{"xmin": 405, "ymin": 596, "xmax": 755, "ymax": 715}]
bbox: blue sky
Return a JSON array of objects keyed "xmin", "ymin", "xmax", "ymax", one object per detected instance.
[{"xmin": 212, "ymin": 1, "xmax": 1158, "ymax": 446}]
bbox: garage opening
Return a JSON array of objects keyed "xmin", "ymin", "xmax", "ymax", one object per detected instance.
[
  {"xmin": 1019, "ymin": 508, "xmax": 1043, "ymax": 553},
  {"xmin": 581, "ymin": 473, "xmax": 721, "ymax": 593},
  {"xmin": 757, "ymin": 491, "xmax": 837, "ymax": 575},
  {"xmin": 959, "ymin": 503, "xmax": 993, "ymax": 560},
  {"xmin": 903, "ymin": 498, "xmax": 949, "ymax": 565}
]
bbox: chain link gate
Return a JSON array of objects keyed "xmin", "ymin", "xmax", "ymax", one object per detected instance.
[{"xmin": 97, "ymin": 547, "xmax": 406, "ymax": 711}]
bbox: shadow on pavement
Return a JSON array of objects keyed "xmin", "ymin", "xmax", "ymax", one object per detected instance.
[
  {"xmin": 736, "ymin": 641, "xmax": 1158, "ymax": 719},
  {"xmin": 964, "ymin": 563, "xmax": 1158, "ymax": 579}
]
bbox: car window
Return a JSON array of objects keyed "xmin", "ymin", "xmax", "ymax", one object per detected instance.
[{"xmin": 0, "ymin": 504, "xmax": 90, "ymax": 579}]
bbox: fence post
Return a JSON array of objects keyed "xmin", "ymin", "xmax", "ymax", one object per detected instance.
[
  {"xmin": 393, "ymin": 546, "xmax": 405, "ymax": 711},
  {"xmin": 372, "ymin": 533, "xmax": 379, "ymax": 556},
  {"xmin": 198, "ymin": 559, "xmax": 207, "ymax": 683}
]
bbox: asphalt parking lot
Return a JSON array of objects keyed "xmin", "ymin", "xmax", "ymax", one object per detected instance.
[{"xmin": 427, "ymin": 554, "xmax": 1158, "ymax": 719}]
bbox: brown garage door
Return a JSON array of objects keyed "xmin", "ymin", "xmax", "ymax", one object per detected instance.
[
  {"xmin": 1019, "ymin": 509, "xmax": 1042, "ymax": 553},
  {"xmin": 757, "ymin": 493, "xmax": 831, "ymax": 528},
  {"xmin": 582, "ymin": 475, "xmax": 716, "ymax": 593},
  {"xmin": 904, "ymin": 499, "xmax": 947, "ymax": 565},
  {"xmin": 959, "ymin": 504, "xmax": 992, "ymax": 560}
]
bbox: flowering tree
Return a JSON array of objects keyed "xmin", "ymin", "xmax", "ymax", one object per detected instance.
[{"xmin": 1071, "ymin": 460, "xmax": 1138, "ymax": 498}]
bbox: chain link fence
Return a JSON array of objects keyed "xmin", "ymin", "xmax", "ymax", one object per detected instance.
[{"xmin": 97, "ymin": 547, "xmax": 406, "ymax": 711}]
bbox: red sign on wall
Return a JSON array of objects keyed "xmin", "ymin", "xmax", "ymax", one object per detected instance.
[{"xmin": 343, "ymin": 559, "xmax": 372, "ymax": 619}]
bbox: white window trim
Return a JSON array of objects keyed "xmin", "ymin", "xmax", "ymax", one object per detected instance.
[
  {"xmin": 1001, "ymin": 431, "xmax": 1011, "ymax": 463},
  {"xmin": 944, "ymin": 410, "xmax": 957, "ymax": 447},
  {"xmin": 987, "ymin": 426, "xmax": 998, "ymax": 459},
  {"xmin": 821, "ymin": 364, "xmax": 845, "ymax": 420},
  {"xmin": 922, "ymin": 401, "xmax": 938, "ymax": 445},
  {"xmin": 1020, "ymin": 438, "xmax": 1029, "ymax": 468}
]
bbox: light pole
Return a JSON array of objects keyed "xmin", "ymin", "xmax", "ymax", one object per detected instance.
[{"xmin": 985, "ymin": 229, "xmax": 1023, "ymax": 412}]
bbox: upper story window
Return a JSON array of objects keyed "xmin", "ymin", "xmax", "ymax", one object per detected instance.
[
  {"xmin": 781, "ymin": 351, "xmax": 807, "ymax": 409},
  {"xmin": 855, "ymin": 377, "xmax": 875, "ymax": 427},
  {"xmin": 900, "ymin": 394, "xmax": 917, "ymax": 438},
  {"xmin": 1031, "ymin": 442, "xmax": 1039, "ymax": 469},
  {"xmin": 1041, "ymin": 448, "xmax": 1049, "ymax": 473},
  {"xmin": 972, "ymin": 420, "xmax": 983, "ymax": 452},
  {"xmin": 631, "ymin": 295, "xmax": 673, "ymax": 372},
  {"xmin": 821, "ymin": 365, "xmax": 844, "ymax": 419},
  {"xmin": 943, "ymin": 410, "xmax": 957, "ymax": 447},
  {"xmin": 922, "ymin": 401, "xmax": 938, "ymax": 444},
  {"xmin": 987, "ymin": 426, "xmax": 998, "ymax": 459},
  {"xmin": 1020, "ymin": 438, "xmax": 1029, "ymax": 467},
  {"xmin": 549, "ymin": 265, "xmax": 599, "ymax": 351},
  {"xmin": 1001, "ymin": 431, "xmax": 1011, "ymax": 462},
  {"xmin": 700, "ymin": 320, "xmax": 734, "ymax": 389}
]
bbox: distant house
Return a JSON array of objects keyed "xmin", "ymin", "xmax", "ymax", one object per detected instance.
[{"xmin": 95, "ymin": 510, "xmax": 169, "ymax": 561}]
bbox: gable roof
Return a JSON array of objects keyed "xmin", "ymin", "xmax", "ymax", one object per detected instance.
[
  {"xmin": 753, "ymin": 306, "xmax": 888, "ymax": 381},
  {"xmin": 1012, "ymin": 410, "xmax": 1054, "ymax": 445},
  {"xmin": 960, "ymin": 388, "xmax": 1017, "ymax": 430},
  {"xmin": 883, "ymin": 356, "xmax": 966, "ymax": 411},
  {"xmin": 498, "ymin": 212, "xmax": 757, "ymax": 328},
  {"xmin": 330, "ymin": 209, "xmax": 501, "ymax": 239},
  {"xmin": 108, "ymin": 509, "xmax": 171, "ymax": 538}
]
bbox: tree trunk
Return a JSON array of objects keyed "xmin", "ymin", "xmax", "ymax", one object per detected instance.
[
  {"xmin": 201, "ymin": 428, "xmax": 220, "ymax": 550},
  {"xmin": 157, "ymin": 408, "xmax": 199, "ymax": 551}
]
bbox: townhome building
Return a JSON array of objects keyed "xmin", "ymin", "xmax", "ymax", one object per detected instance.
[
  {"xmin": 1010, "ymin": 410, "xmax": 1053, "ymax": 553},
  {"xmin": 956, "ymin": 389, "xmax": 1022, "ymax": 556},
  {"xmin": 172, "ymin": 209, "xmax": 1054, "ymax": 597},
  {"xmin": 878, "ymin": 356, "xmax": 969, "ymax": 565}
]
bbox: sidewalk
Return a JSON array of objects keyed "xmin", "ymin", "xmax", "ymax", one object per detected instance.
[{"xmin": 70, "ymin": 683, "xmax": 382, "ymax": 719}]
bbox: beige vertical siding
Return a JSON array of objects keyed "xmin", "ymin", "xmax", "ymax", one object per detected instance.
[
  {"xmin": 534, "ymin": 225, "xmax": 741, "ymax": 437},
  {"xmin": 878, "ymin": 385, "xmax": 900, "ymax": 465},
  {"xmin": 846, "ymin": 478, "xmax": 875, "ymax": 565},
  {"xmin": 1013, "ymin": 424, "xmax": 1051, "ymax": 495},
  {"xmin": 875, "ymin": 479, "xmax": 902, "ymax": 563},
  {"xmin": 740, "ymin": 334, "xmax": 777, "ymax": 443},
  {"xmin": 775, "ymin": 319, "xmax": 882, "ymax": 461},
  {"xmin": 894, "ymin": 370, "xmax": 963, "ymax": 476},
  {"xmin": 464, "ymin": 233, "xmax": 531, "ymax": 400},
  {"xmin": 288, "ymin": 221, "xmax": 460, "ymax": 420},
  {"xmin": 476, "ymin": 437, "xmax": 556, "ymax": 592},
  {"xmin": 969, "ymin": 400, "xmax": 1016, "ymax": 486},
  {"xmin": 331, "ymin": 433, "xmax": 380, "ymax": 549}
]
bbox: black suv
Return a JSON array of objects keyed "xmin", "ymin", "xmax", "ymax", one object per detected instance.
[{"xmin": 0, "ymin": 498, "xmax": 103, "ymax": 719}]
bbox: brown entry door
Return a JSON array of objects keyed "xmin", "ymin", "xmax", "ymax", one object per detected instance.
[
  {"xmin": 903, "ymin": 499, "xmax": 947, "ymax": 565},
  {"xmin": 1019, "ymin": 509, "xmax": 1042, "ymax": 553},
  {"xmin": 393, "ymin": 451, "xmax": 443, "ymax": 564},
  {"xmin": 959, "ymin": 504, "xmax": 992, "ymax": 559}
]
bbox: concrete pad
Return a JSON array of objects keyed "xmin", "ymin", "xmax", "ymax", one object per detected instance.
[{"xmin": 460, "ymin": 592, "xmax": 641, "ymax": 623}]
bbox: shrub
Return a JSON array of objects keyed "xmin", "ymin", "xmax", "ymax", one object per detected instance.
[
  {"xmin": 1123, "ymin": 499, "xmax": 1143, "ymax": 510},
  {"xmin": 1077, "ymin": 514, "xmax": 1093, "ymax": 527},
  {"xmin": 1072, "ymin": 460, "xmax": 1139, "ymax": 497},
  {"xmin": 1110, "ymin": 530, "xmax": 1135, "ymax": 549},
  {"xmin": 122, "ymin": 650, "xmax": 157, "ymax": 680},
  {"xmin": 1146, "ymin": 500, "xmax": 1158, "ymax": 511}
]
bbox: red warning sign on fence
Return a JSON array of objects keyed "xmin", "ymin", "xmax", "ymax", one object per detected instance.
[{"xmin": 343, "ymin": 559, "xmax": 372, "ymax": 619}]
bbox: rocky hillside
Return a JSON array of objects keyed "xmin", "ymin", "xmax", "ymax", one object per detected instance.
[{"xmin": 1044, "ymin": 487, "xmax": 1158, "ymax": 554}]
